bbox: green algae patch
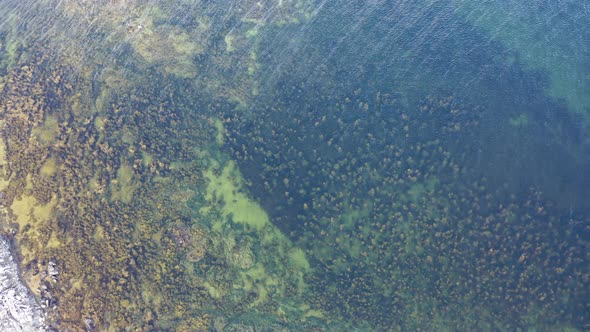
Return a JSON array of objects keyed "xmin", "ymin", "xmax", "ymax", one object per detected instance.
[
  {"xmin": 93, "ymin": 224, "xmax": 105, "ymax": 241},
  {"xmin": 132, "ymin": 18, "xmax": 205, "ymax": 78},
  {"xmin": 200, "ymin": 156, "xmax": 322, "ymax": 316},
  {"xmin": 203, "ymin": 281, "xmax": 225, "ymax": 300},
  {"xmin": 10, "ymin": 196, "xmax": 39, "ymax": 226},
  {"xmin": 0, "ymin": 13, "xmax": 23, "ymax": 74},
  {"xmin": 46, "ymin": 230, "xmax": 62, "ymax": 248},
  {"xmin": 32, "ymin": 114, "xmax": 59, "ymax": 146},
  {"xmin": 141, "ymin": 151, "xmax": 153, "ymax": 167},
  {"xmin": 239, "ymin": 263, "xmax": 280, "ymax": 307},
  {"xmin": 214, "ymin": 118, "xmax": 225, "ymax": 146},
  {"xmin": 224, "ymin": 34, "xmax": 235, "ymax": 52},
  {"xmin": 87, "ymin": 173, "xmax": 100, "ymax": 191},
  {"xmin": 509, "ymin": 113, "xmax": 529, "ymax": 128},
  {"xmin": 340, "ymin": 204, "xmax": 372, "ymax": 226},
  {"xmin": 40, "ymin": 156, "xmax": 58, "ymax": 177},
  {"xmin": 94, "ymin": 116, "xmax": 106, "ymax": 132},
  {"xmin": 9, "ymin": 193, "xmax": 58, "ymax": 265},
  {"xmin": 288, "ymin": 248, "xmax": 311, "ymax": 271},
  {"xmin": 301, "ymin": 304, "xmax": 327, "ymax": 320},
  {"xmin": 10, "ymin": 194, "xmax": 56, "ymax": 226},
  {"xmin": 0, "ymin": 123, "xmax": 8, "ymax": 191},
  {"xmin": 110, "ymin": 162, "xmax": 137, "ymax": 203},
  {"xmin": 204, "ymin": 159, "xmax": 270, "ymax": 231},
  {"xmin": 407, "ymin": 177, "xmax": 439, "ymax": 202}
]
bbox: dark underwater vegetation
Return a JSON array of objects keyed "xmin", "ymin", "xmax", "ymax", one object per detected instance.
[{"xmin": 0, "ymin": 0, "xmax": 588, "ymax": 330}]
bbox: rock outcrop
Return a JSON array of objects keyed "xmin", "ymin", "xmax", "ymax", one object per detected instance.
[{"xmin": 0, "ymin": 236, "xmax": 45, "ymax": 331}]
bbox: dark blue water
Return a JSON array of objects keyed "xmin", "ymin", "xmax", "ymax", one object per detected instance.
[
  {"xmin": 248, "ymin": 0, "xmax": 590, "ymax": 207},
  {"xmin": 222, "ymin": 0, "xmax": 590, "ymax": 329}
]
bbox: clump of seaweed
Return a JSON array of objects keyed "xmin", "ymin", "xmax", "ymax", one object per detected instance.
[{"xmin": 0, "ymin": 38, "xmax": 332, "ymax": 330}]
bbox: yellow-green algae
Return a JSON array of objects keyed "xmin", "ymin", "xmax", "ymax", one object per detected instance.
[
  {"xmin": 110, "ymin": 162, "xmax": 137, "ymax": 203},
  {"xmin": 31, "ymin": 114, "xmax": 59, "ymax": 147},
  {"xmin": 201, "ymin": 155, "xmax": 318, "ymax": 312},
  {"xmin": 0, "ymin": 121, "xmax": 9, "ymax": 191},
  {"xmin": 0, "ymin": 46, "xmax": 327, "ymax": 332},
  {"xmin": 203, "ymin": 159, "xmax": 269, "ymax": 232},
  {"xmin": 197, "ymin": 120, "xmax": 319, "ymax": 315},
  {"xmin": 0, "ymin": 0, "xmax": 334, "ymax": 330},
  {"xmin": 509, "ymin": 113, "xmax": 530, "ymax": 128},
  {"xmin": 39, "ymin": 156, "xmax": 58, "ymax": 177},
  {"xmin": 0, "ymin": 12, "xmax": 23, "ymax": 83},
  {"xmin": 214, "ymin": 118, "xmax": 225, "ymax": 146}
]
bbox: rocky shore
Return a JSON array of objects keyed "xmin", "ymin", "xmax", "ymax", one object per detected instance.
[{"xmin": 0, "ymin": 236, "xmax": 45, "ymax": 331}]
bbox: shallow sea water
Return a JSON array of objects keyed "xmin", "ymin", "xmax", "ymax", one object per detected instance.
[{"xmin": 0, "ymin": 0, "xmax": 588, "ymax": 330}]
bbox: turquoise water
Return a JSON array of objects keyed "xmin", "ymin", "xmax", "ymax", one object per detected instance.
[
  {"xmin": 226, "ymin": 0, "xmax": 590, "ymax": 329},
  {"xmin": 0, "ymin": 0, "xmax": 588, "ymax": 330}
]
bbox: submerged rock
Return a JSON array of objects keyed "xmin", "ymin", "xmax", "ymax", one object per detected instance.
[{"xmin": 0, "ymin": 236, "xmax": 45, "ymax": 331}]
